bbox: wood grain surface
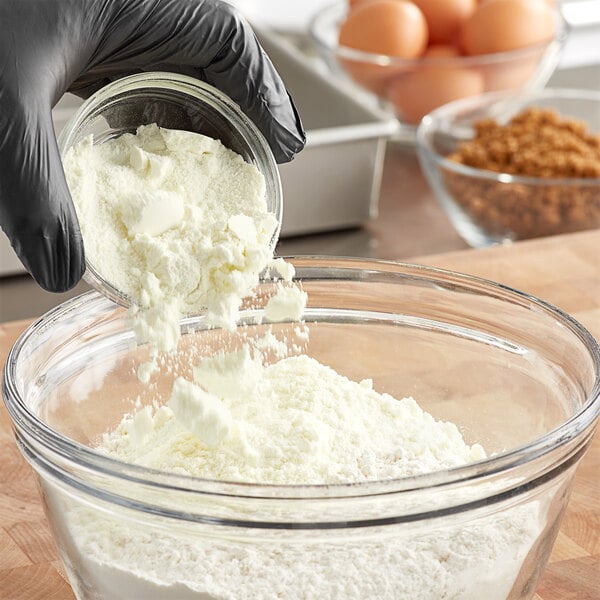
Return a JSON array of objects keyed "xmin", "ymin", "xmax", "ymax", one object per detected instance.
[{"xmin": 1, "ymin": 229, "xmax": 599, "ymax": 599}]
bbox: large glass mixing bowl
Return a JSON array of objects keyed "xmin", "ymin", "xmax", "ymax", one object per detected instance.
[{"xmin": 3, "ymin": 258, "xmax": 599, "ymax": 599}]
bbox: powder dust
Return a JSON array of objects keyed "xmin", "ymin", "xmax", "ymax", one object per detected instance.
[{"xmin": 64, "ymin": 124, "xmax": 303, "ymax": 381}]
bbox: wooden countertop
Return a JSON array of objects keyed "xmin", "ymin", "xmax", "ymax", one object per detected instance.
[
  {"xmin": 1, "ymin": 229, "xmax": 599, "ymax": 599},
  {"xmin": 417, "ymin": 231, "xmax": 600, "ymax": 600}
]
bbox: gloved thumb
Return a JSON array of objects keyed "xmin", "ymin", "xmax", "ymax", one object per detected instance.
[{"xmin": 0, "ymin": 96, "xmax": 85, "ymax": 292}]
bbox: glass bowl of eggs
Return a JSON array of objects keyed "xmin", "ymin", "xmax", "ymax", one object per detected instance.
[{"xmin": 310, "ymin": 0, "xmax": 567, "ymax": 140}]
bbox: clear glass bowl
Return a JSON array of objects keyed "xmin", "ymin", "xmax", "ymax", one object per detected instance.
[
  {"xmin": 3, "ymin": 258, "xmax": 600, "ymax": 600},
  {"xmin": 309, "ymin": 3, "xmax": 567, "ymax": 141},
  {"xmin": 416, "ymin": 88, "xmax": 600, "ymax": 247},
  {"xmin": 57, "ymin": 72, "xmax": 283, "ymax": 308}
]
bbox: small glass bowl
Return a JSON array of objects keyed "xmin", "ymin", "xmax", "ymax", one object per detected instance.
[
  {"xmin": 309, "ymin": 3, "xmax": 567, "ymax": 141},
  {"xmin": 3, "ymin": 258, "xmax": 600, "ymax": 599},
  {"xmin": 416, "ymin": 88, "xmax": 600, "ymax": 247},
  {"xmin": 57, "ymin": 72, "xmax": 283, "ymax": 308}
]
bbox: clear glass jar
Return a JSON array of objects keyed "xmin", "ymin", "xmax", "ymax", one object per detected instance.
[
  {"xmin": 3, "ymin": 258, "xmax": 600, "ymax": 599},
  {"xmin": 57, "ymin": 72, "xmax": 283, "ymax": 307}
]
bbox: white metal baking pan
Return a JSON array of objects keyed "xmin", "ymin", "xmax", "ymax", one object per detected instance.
[{"xmin": 256, "ymin": 28, "xmax": 399, "ymax": 236}]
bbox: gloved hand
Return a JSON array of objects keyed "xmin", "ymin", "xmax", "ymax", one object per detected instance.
[{"xmin": 0, "ymin": 0, "xmax": 305, "ymax": 292}]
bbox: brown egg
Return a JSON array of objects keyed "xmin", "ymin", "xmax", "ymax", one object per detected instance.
[
  {"xmin": 388, "ymin": 64, "xmax": 484, "ymax": 124},
  {"xmin": 339, "ymin": 59, "xmax": 400, "ymax": 96},
  {"xmin": 348, "ymin": 0, "xmax": 371, "ymax": 9},
  {"xmin": 412, "ymin": 0, "xmax": 477, "ymax": 44},
  {"xmin": 482, "ymin": 46, "xmax": 545, "ymax": 91},
  {"xmin": 423, "ymin": 44, "xmax": 462, "ymax": 58},
  {"xmin": 479, "ymin": 0, "xmax": 555, "ymax": 5},
  {"xmin": 339, "ymin": 0, "xmax": 429, "ymax": 95},
  {"xmin": 339, "ymin": 0, "xmax": 429, "ymax": 57},
  {"xmin": 460, "ymin": 0, "xmax": 555, "ymax": 55}
]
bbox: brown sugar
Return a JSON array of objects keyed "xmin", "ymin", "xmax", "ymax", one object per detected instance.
[{"xmin": 444, "ymin": 107, "xmax": 600, "ymax": 240}]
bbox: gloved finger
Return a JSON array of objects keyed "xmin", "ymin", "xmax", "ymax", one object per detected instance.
[
  {"xmin": 0, "ymin": 97, "xmax": 85, "ymax": 292},
  {"xmin": 70, "ymin": 0, "xmax": 305, "ymax": 163}
]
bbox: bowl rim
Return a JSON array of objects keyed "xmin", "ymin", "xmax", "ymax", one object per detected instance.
[
  {"xmin": 309, "ymin": 2, "xmax": 568, "ymax": 68},
  {"xmin": 416, "ymin": 87, "xmax": 600, "ymax": 185},
  {"xmin": 3, "ymin": 257, "xmax": 600, "ymax": 501}
]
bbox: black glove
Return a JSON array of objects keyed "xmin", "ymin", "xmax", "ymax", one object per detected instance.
[{"xmin": 0, "ymin": 0, "xmax": 305, "ymax": 292}]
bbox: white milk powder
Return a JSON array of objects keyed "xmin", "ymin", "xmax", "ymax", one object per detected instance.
[
  {"xmin": 62, "ymin": 349, "xmax": 543, "ymax": 600},
  {"xmin": 99, "ymin": 354, "xmax": 486, "ymax": 484},
  {"xmin": 64, "ymin": 125, "xmax": 297, "ymax": 379},
  {"xmin": 67, "ymin": 502, "xmax": 542, "ymax": 600}
]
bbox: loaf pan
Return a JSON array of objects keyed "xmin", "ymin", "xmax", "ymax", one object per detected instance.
[{"xmin": 256, "ymin": 28, "xmax": 398, "ymax": 237}]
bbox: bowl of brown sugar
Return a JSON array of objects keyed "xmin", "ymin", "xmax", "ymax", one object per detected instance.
[{"xmin": 416, "ymin": 89, "xmax": 600, "ymax": 246}]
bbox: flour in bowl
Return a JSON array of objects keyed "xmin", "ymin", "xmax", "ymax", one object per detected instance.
[
  {"xmin": 61, "ymin": 347, "xmax": 543, "ymax": 599},
  {"xmin": 100, "ymin": 353, "xmax": 486, "ymax": 484}
]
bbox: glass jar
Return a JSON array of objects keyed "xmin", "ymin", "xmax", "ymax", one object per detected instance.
[
  {"xmin": 3, "ymin": 258, "xmax": 600, "ymax": 599},
  {"xmin": 57, "ymin": 72, "xmax": 283, "ymax": 307}
]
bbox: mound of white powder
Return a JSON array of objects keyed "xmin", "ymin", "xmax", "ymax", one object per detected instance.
[
  {"xmin": 59, "ymin": 348, "xmax": 543, "ymax": 600},
  {"xmin": 100, "ymin": 352, "xmax": 486, "ymax": 484}
]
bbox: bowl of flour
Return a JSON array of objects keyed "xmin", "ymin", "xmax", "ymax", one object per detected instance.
[
  {"xmin": 4, "ymin": 258, "xmax": 599, "ymax": 600},
  {"xmin": 58, "ymin": 72, "xmax": 283, "ymax": 322}
]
